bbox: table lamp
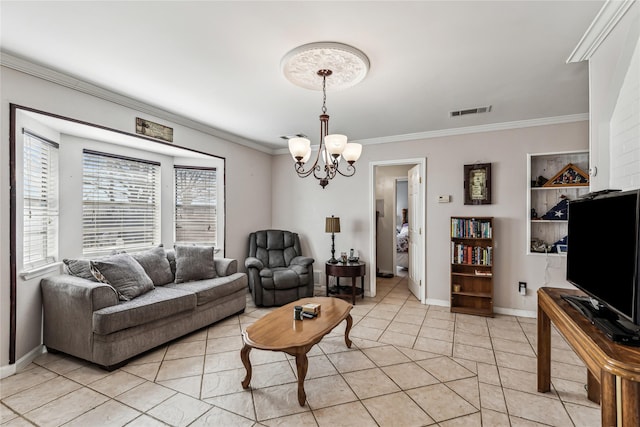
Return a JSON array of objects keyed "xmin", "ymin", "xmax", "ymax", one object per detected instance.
[{"xmin": 325, "ymin": 215, "xmax": 341, "ymax": 264}]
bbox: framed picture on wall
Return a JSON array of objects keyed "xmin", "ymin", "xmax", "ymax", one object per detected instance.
[{"xmin": 464, "ymin": 163, "xmax": 492, "ymax": 205}]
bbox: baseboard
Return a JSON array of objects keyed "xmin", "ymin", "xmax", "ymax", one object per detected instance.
[
  {"xmin": 423, "ymin": 299, "xmax": 536, "ymax": 319},
  {"xmin": 425, "ymin": 298, "xmax": 450, "ymax": 307},
  {"xmin": 0, "ymin": 363, "xmax": 16, "ymax": 379},
  {"xmin": 494, "ymin": 307, "xmax": 536, "ymax": 318},
  {"xmin": 0, "ymin": 345, "xmax": 47, "ymax": 379},
  {"xmin": 313, "ymin": 270, "xmax": 321, "ymax": 284}
]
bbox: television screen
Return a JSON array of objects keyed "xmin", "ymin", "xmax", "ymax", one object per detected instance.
[{"xmin": 567, "ymin": 190, "xmax": 640, "ymax": 324}]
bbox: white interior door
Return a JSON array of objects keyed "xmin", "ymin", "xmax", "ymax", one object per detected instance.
[{"xmin": 408, "ymin": 165, "xmax": 423, "ymax": 300}]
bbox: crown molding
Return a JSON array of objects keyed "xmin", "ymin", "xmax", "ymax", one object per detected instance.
[
  {"xmin": 273, "ymin": 113, "xmax": 589, "ymax": 155},
  {"xmin": 567, "ymin": 0, "xmax": 636, "ymax": 63},
  {"xmin": 0, "ymin": 51, "xmax": 274, "ymax": 155}
]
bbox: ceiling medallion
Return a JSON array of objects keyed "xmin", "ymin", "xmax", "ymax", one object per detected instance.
[
  {"xmin": 281, "ymin": 42, "xmax": 370, "ymax": 91},
  {"xmin": 282, "ymin": 42, "xmax": 369, "ymax": 188}
]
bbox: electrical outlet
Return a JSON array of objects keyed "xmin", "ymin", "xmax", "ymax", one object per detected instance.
[{"xmin": 518, "ymin": 281, "xmax": 527, "ymax": 296}]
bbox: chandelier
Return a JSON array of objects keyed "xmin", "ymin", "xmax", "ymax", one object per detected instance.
[{"xmin": 282, "ymin": 42, "xmax": 369, "ymax": 188}]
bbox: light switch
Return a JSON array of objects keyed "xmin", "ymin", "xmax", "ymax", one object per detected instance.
[{"xmin": 438, "ymin": 195, "xmax": 451, "ymax": 203}]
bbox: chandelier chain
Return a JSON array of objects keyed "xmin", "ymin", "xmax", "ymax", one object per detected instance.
[{"xmin": 321, "ymin": 75, "xmax": 327, "ymax": 114}]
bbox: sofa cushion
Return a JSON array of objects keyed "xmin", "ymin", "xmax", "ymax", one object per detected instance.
[
  {"xmin": 165, "ymin": 273, "xmax": 247, "ymax": 306},
  {"xmin": 93, "ymin": 286, "xmax": 196, "ymax": 335},
  {"xmin": 132, "ymin": 246, "xmax": 173, "ymax": 286},
  {"xmin": 174, "ymin": 245, "xmax": 217, "ymax": 283},
  {"xmin": 259, "ymin": 268, "xmax": 299, "ymax": 290},
  {"xmin": 63, "ymin": 258, "xmax": 99, "ymax": 281},
  {"xmin": 166, "ymin": 249, "xmax": 177, "ymax": 278},
  {"xmin": 91, "ymin": 253, "xmax": 155, "ymax": 301}
]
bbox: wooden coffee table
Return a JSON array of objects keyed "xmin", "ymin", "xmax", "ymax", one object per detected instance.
[{"xmin": 240, "ymin": 297, "xmax": 353, "ymax": 406}]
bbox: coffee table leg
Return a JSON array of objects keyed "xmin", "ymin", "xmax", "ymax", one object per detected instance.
[
  {"xmin": 294, "ymin": 351, "xmax": 309, "ymax": 406},
  {"xmin": 344, "ymin": 314, "xmax": 353, "ymax": 348},
  {"xmin": 240, "ymin": 344, "xmax": 252, "ymax": 389}
]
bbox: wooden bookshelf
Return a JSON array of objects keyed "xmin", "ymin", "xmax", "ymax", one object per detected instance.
[{"xmin": 450, "ymin": 217, "xmax": 494, "ymax": 317}]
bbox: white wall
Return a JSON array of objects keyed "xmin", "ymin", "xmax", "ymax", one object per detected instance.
[
  {"xmin": 588, "ymin": 1, "xmax": 640, "ymax": 191},
  {"xmin": 610, "ymin": 33, "xmax": 640, "ymax": 190},
  {"xmin": 1, "ymin": 67, "xmax": 273, "ymax": 369},
  {"xmin": 272, "ymin": 121, "xmax": 589, "ymax": 313}
]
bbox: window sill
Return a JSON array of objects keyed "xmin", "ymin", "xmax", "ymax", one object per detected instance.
[{"xmin": 20, "ymin": 262, "xmax": 63, "ymax": 281}]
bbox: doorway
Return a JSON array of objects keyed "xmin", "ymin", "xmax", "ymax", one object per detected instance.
[{"xmin": 369, "ymin": 159, "xmax": 426, "ymax": 303}]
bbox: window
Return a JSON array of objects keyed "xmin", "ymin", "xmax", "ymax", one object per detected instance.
[
  {"xmin": 82, "ymin": 150, "xmax": 160, "ymax": 255},
  {"xmin": 22, "ymin": 130, "xmax": 59, "ymax": 269},
  {"xmin": 175, "ymin": 166, "xmax": 217, "ymax": 245}
]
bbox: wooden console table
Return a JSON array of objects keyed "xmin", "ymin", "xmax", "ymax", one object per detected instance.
[
  {"xmin": 537, "ymin": 287, "xmax": 640, "ymax": 426},
  {"xmin": 325, "ymin": 261, "xmax": 365, "ymax": 304}
]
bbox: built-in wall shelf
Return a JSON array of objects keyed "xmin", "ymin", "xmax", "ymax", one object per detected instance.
[{"xmin": 527, "ymin": 151, "xmax": 589, "ymax": 256}]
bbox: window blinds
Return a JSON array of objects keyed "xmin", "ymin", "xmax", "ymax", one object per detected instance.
[
  {"xmin": 23, "ymin": 130, "xmax": 59, "ymax": 269},
  {"xmin": 82, "ymin": 150, "xmax": 160, "ymax": 255},
  {"xmin": 174, "ymin": 166, "xmax": 217, "ymax": 245}
]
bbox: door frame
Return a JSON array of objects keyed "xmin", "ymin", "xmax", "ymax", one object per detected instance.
[{"xmin": 369, "ymin": 158, "xmax": 426, "ymax": 303}]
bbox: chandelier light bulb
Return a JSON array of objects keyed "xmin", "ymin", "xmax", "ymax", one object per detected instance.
[
  {"xmin": 288, "ymin": 137, "xmax": 311, "ymax": 161},
  {"xmin": 321, "ymin": 148, "xmax": 341, "ymax": 165},
  {"xmin": 342, "ymin": 143, "xmax": 362, "ymax": 164},
  {"xmin": 324, "ymin": 134, "xmax": 348, "ymax": 158}
]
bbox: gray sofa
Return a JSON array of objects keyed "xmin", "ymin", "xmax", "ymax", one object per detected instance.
[{"xmin": 41, "ymin": 246, "xmax": 247, "ymax": 369}]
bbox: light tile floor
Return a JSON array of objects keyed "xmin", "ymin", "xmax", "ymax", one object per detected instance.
[{"xmin": 1, "ymin": 276, "xmax": 600, "ymax": 426}]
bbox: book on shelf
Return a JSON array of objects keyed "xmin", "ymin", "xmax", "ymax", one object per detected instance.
[
  {"xmin": 474, "ymin": 270, "xmax": 492, "ymax": 276},
  {"xmin": 451, "ymin": 218, "xmax": 492, "ymax": 239},
  {"xmin": 451, "ymin": 242, "xmax": 493, "ymax": 265}
]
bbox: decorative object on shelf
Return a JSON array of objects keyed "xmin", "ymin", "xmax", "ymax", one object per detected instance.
[
  {"xmin": 283, "ymin": 42, "xmax": 369, "ymax": 188},
  {"xmin": 348, "ymin": 248, "xmax": 359, "ymax": 263},
  {"xmin": 340, "ymin": 252, "xmax": 348, "ymax": 264},
  {"xmin": 464, "ymin": 163, "xmax": 492, "ymax": 205},
  {"xmin": 532, "ymin": 175, "xmax": 549, "ymax": 188},
  {"xmin": 531, "ymin": 208, "xmax": 539, "ymax": 219},
  {"xmin": 530, "ymin": 238, "xmax": 551, "ymax": 253},
  {"xmin": 552, "ymin": 236, "xmax": 568, "ymax": 254},
  {"xmin": 325, "ymin": 215, "xmax": 341, "ymax": 263},
  {"xmin": 541, "ymin": 196, "xmax": 569, "ymax": 220},
  {"xmin": 543, "ymin": 163, "xmax": 589, "ymax": 187}
]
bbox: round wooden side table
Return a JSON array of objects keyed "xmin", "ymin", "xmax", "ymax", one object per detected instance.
[{"xmin": 325, "ymin": 261, "xmax": 365, "ymax": 304}]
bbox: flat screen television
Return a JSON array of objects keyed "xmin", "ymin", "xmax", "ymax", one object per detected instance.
[{"xmin": 566, "ymin": 189, "xmax": 640, "ymax": 339}]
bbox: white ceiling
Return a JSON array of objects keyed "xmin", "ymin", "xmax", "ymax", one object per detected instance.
[{"xmin": 1, "ymin": 1, "xmax": 604, "ymax": 152}]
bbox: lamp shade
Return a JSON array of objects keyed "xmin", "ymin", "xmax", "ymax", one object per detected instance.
[
  {"xmin": 325, "ymin": 216, "xmax": 341, "ymax": 233},
  {"xmin": 324, "ymin": 134, "xmax": 348, "ymax": 157},
  {"xmin": 342, "ymin": 143, "xmax": 362, "ymax": 164},
  {"xmin": 289, "ymin": 137, "xmax": 311, "ymax": 161}
]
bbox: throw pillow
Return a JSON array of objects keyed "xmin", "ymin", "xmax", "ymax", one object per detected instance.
[
  {"xmin": 91, "ymin": 253, "xmax": 154, "ymax": 301},
  {"xmin": 63, "ymin": 258, "xmax": 98, "ymax": 281},
  {"xmin": 174, "ymin": 245, "xmax": 217, "ymax": 283},
  {"xmin": 132, "ymin": 245, "xmax": 173, "ymax": 286}
]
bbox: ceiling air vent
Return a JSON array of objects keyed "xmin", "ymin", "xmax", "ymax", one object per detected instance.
[
  {"xmin": 280, "ymin": 133, "xmax": 308, "ymax": 140},
  {"xmin": 450, "ymin": 105, "xmax": 492, "ymax": 118}
]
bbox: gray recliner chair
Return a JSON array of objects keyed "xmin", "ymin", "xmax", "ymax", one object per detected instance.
[{"xmin": 245, "ymin": 230, "xmax": 315, "ymax": 306}]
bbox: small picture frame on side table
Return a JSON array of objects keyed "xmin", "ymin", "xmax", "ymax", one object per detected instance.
[{"xmin": 464, "ymin": 163, "xmax": 492, "ymax": 205}]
